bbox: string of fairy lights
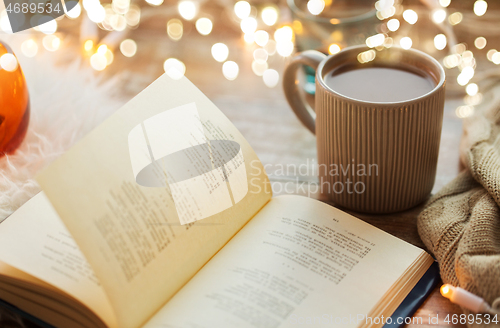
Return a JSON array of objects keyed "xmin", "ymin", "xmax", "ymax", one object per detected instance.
[{"xmin": 0, "ymin": 0, "xmax": 499, "ymax": 118}]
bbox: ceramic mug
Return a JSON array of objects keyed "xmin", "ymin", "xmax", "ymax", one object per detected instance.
[{"xmin": 283, "ymin": 45, "xmax": 446, "ymax": 213}]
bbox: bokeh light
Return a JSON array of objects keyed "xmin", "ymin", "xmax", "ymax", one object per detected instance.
[
  {"xmin": 164, "ymin": 58, "xmax": 186, "ymax": 80},
  {"xmin": 21, "ymin": 39, "xmax": 38, "ymax": 58},
  {"xmin": 234, "ymin": 1, "xmax": 251, "ymax": 19},
  {"xmin": 251, "ymin": 60, "xmax": 268, "ymax": 76},
  {"xmin": 120, "ymin": 39, "xmax": 137, "ymax": 57},
  {"xmin": 448, "ymin": 12, "xmax": 463, "ymax": 25},
  {"xmin": 466, "ymin": 83, "xmax": 478, "ymax": 96},
  {"xmin": 307, "ymin": 0, "xmax": 325, "ymax": 15},
  {"xmin": 196, "ymin": 18, "xmax": 213, "ymax": 35},
  {"xmin": 211, "ymin": 43, "xmax": 229, "ymax": 62},
  {"xmin": 261, "ymin": 6, "xmax": 278, "ymax": 26},
  {"xmin": 434, "ymin": 34, "xmax": 447, "ymax": 50},
  {"xmin": 254, "ymin": 30, "xmax": 269, "ymax": 47},
  {"xmin": 42, "ymin": 35, "xmax": 61, "ymax": 52},
  {"xmin": 90, "ymin": 53, "xmax": 107, "ymax": 71},
  {"xmin": 387, "ymin": 18, "xmax": 400, "ymax": 32},
  {"xmin": 431, "ymin": 9, "xmax": 447, "ymax": 24},
  {"xmin": 400, "ymin": 37, "xmax": 412, "ymax": 49},
  {"xmin": 222, "ymin": 61, "xmax": 239, "ymax": 80},
  {"xmin": 167, "ymin": 19, "xmax": 183, "ymax": 41},
  {"xmin": 403, "ymin": 9, "xmax": 418, "ymax": 24},
  {"xmin": 240, "ymin": 17, "xmax": 257, "ymax": 34},
  {"xmin": 473, "ymin": 0, "xmax": 487, "ymax": 16},
  {"xmin": 66, "ymin": 2, "xmax": 82, "ymax": 19},
  {"xmin": 0, "ymin": 53, "xmax": 18, "ymax": 72},
  {"xmin": 274, "ymin": 26, "xmax": 293, "ymax": 43},
  {"xmin": 253, "ymin": 48, "xmax": 268, "ymax": 63},
  {"xmin": 178, "ymin": 1, "xmax": 197, "ymax": 20},
  {"xmin": 328, "ymin": 43, "xmax": 341, "ymax": 54},
  {"xmin": 276, "ymin": 40, "xmax": 294, "ymax": 57},
  {"xmin": 474, "ymin": 37, "xmax": 487, "ymax": 49},
  {"xmin": 263, "ymin": 69, "xmax": 279, "ymax": 88}
]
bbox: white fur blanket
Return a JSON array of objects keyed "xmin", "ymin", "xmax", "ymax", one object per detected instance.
[{"xmin": 0, "ymin": 34, "xmax": 125, "ymax": 221}]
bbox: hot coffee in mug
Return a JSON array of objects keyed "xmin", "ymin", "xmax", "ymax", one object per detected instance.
[{"xmin": 283, "ymin": 46, "xmax": 445, "ymax": 213}]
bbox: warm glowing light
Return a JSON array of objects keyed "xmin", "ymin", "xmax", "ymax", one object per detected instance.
[
  {"xmin": 462, "ymin": 51, "xmax": 474, "ymax": 64},
  {"xmin": 487, "ymin": 49, "xmax": 497, "ymax": 61},
  {"xmin": 432, "ymin": 9, "xmax": 447, "ymax": 24},
  {"xmin": 453, "ymin": 43, "xmax": 466, "ymax": 54},
  {"xmin": 251, "ymin": 60, "xmax": 268, "ymax": 76},
  {"xmin": 366, "ymin": 33, "xmax": 385, "ymax": 48},
  {"xmin": 474, "ymin": 37, "xmax": 487, "ymax": 49},
  {"xmin": 254, "ymin": 30, "xmax": 269, "ymax": 47},
  {"xmin": 178, "ymin": 1, "xmax": 197, "ymax": 20},
  {"xmin": 253, "ymin": 48, "xmax": 268, "ymax": 63},
  {"xmin": 328, "ymin": 43, "xmax": 341, "ymax": 54},
  {"xmin": 167, "ymin": 19, "xmax": 183, "ymax": 41},
  {"xmin": 357, "ymin": 49, "xmax": 376, "ymax": 63},
  {"xmin": 384, "ymin": 37, "xmax": 393, "ymax": 48},
  {"xmin": 42, "ymin": 35, "xmax": 61, "ymax": 51},
  {"xmin": 473, "ymin": 0, "xmax": 487, "ymax": 16},
  {"xmin": 0, "ymin": 53, "xmax": 18, "ymax": 72},
  {"xmin": 434, "ymin": 34, "xmax": 447, "ymax": 50},
  {"xmin": 104, "ymin": 49, "xmax": 114, "ymax": 65},
  {"xmin": 87, "ymin": 5, "xmax": 106, "ymax": 23},
  {"xmin": 112, "ymin": 0, "xmax": 130, "ymax": 14},
  {"xmin": 97, "ymin": 44, "xmax": 108, "ymax": 55},
  {"xmin": 466, "ymin": 83, "xmax": 478, "ymax": 96},
  {"xmin": 441, "ymin": 284, "xmax": 451, "ymax": 298},
  {"xmin": 265, "ymin": 40, "xmax": 277, "ymax": 55},
  {"xmin": 110, "ymin": 14, "xmax": 127, "ymax": 31},
  {"xmin": 439, "ymin": 0, "xmax": 451, "ymax": 7},
  {"xmin": 146, "ymin": 0, "xmax": 163, "ymax": 5},
  {"xmin": 492, "ymin": 52, "xmax": 500, "ymax": 65},
  {"xmin": 263, "ymin": 69, "xmax": 279, "ymax": 88},
  {"xmin": 211, "ymin": 43, "xmax": 229, "ymax": 62},
  {"xmin": 448, "ymin": 12, "xmax": 463, "ymax": 25},
  {"xmin": 90, "ymin": 53, "xmax": 107, "ymax": 71},
  {"xmin": 456, "ymin": 106, "xmax": 475, "ymax": 118},
  {"xmin": 403, "ymin": 9, "xmax": 418, "ymax": 24},
  {"xmin": 84, "ymin": 40, "xmax": 94, "ymax": 52},
  {"xmin": 222, "ymin": 61, "xmax": 239, "ymax": 80},
  {"xmin": 39, "ymin": 19, "xmax": 58, "ymax": 34},
  {"xmin": 400, "ymin": 37, "xmax": 412, "ymax": 49},
  {"xmin": 120, "ymin": 39, "xmax": 137, "ymax": 57},
  {"xmin": 465, "ymin": 93, "xmax": 483, "ymax": 106},
  {"xmin": 443, "ymin": 54, "xmax": 461, "ymax": 68},
  {"xmin": 234, "ymin": 1, "xmax": 251, "ymax": 19},
  {"xmin": 243, "ymin": 33, "xmax": 254, "ymax": 44},
  {"xmin": 261, "ymin": 6, "xmax": 278, "ymax": 26},
  {"xmin": 125, "ymin": 6, "xmax": 141, "ymax": 26},
  {"xmin": 164, "ymin": 58, "xmax": 186, "ymax": 79},
  {"xmin": 457, "ymin": 67, "xmax": 474, "ymax": 85},
  {"xmin": 66, "ymin": 2, "xmax": 82, "ymax": 19},
  {"xmin": 387, "ymin": 18, "xmax": 400, "ymax": 31},
  {"xmin": 240, "ymin": 17, "xmax": 257, "ymax": 34},
  {"xmin": 21, "ymin": 39, "xmax": 38, "ymax": 58},
  {"xmin": 307, "ymin": 0, "xmax": 325, "ymax": 15},
  {"xmin": 276, "ymin": 40, "xmax": 294, "ymax": 57},
  {"xmin": 274, "ymin": 26, "xmax": 293, "ymax": 42},
  {"xmin": 196, "ymin": 17, "xmax": 213, "ymax": 35}
]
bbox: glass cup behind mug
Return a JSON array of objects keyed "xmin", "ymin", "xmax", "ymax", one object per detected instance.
[{"xmin": 283, "ymin": 46, "xmax": 446, "ymax": 214}]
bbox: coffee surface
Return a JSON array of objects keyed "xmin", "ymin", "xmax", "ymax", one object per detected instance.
[{"xmin": 323, "ymin": 67, "xmax": 435, "ymax": 103}]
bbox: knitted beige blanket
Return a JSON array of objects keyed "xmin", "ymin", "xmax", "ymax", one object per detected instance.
[{"xmin": 418, "ymin": 88, "xmax": 500, "ymax": 327}]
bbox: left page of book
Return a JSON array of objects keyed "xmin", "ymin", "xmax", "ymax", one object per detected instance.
[
  {"xmin": 36, "ymin": 74, "xmax": 272, "ymax": 328},
  {"xmin": 0, "ymin": 192, "xmax": 117, "ymax": 328}
]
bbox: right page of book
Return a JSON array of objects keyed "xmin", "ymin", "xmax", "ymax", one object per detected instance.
[{"xmin": 143, "ymin": 195, "xmax": 431, "ymax": 328}]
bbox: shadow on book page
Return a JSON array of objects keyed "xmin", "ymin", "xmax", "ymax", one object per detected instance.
[{"xmin": 128, "ymin": 102, "xmax": 248, "ymax": 226}]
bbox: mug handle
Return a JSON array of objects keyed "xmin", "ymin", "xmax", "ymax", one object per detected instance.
[{"xmin": 283, "ymin": 50, "xmax": 327, "ymax": 134}]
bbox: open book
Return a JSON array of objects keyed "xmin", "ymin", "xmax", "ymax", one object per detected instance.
[{"xmin": 0, "ymin": 75, "xmax": 435, "ymax": 328}]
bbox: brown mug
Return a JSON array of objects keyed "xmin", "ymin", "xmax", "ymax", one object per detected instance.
[{"xmin": 283, "ymin": 45, "xmax": 446, "ymax": 213}]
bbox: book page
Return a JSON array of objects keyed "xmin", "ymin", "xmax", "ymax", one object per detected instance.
[
  {"xmin": 0, "ymin": 192, "xmax": 116, "ymax": 327},
  {"xmin": 143, "ymin": 195, "xmax": 428, "ymax": 328},
  {"xmin": 36, "ymin": 75, "xmax": 271, "ymax": 328}
]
